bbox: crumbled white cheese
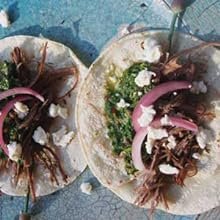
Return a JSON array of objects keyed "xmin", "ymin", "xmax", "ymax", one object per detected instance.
[
  {"xmin": 145, "ymin": 127, "xmax": 168, "ymax": 154},
  {"xmin": 52, "ymin": 125, "xmax": 75, "ymax": 148},
  {"xmin": 48, "ymin": 103, "xmax": 68, "ymax": 119},
  {"xmin": 7, "ymin": 142, "xmax": 22, "ymax": 162},
  {"xmin": 148, "ymin": 127, "xmax": 168, "ymax": 140},
  {"xmin": 141, "ymin": 38, "xmax": 162, "ymax": 63},
  {"xmin": 138, "ymin": 105, "xmax": 156, "ymax": 128},
  {"xmin": 190, "ymin": 81, "xmax": 207, "ymax": 94},
  {"xmin": 159, "ymin": 164, "xmax": 179, "ymax": 175},
  {"xmin": 145, "ymin": 139, "xmax": 154, "ymax": 154},
  {"xmin": 134, "ymin": 69, "xmax": 156, "ymax": 87},
  {"xmin": 80, "ymin": 182, "xmax": 92, "ymax": 195},
  {"xmin": 32, "ymin": 126, "xmax": 49, "ymax": 146},
  {"xmin": 192, "ymin": 153, "xmax": 200, "ymax": 160},
  {"xmin": 196, "ymin": 128, "xmax": 212, "ymax": 149},
  {"xmin": 167, "ymin": 135, "xmax": 176, "ymax": 150},
  {"xmin": 211, "ymin": 100, "xmax": 220, "ymax": 112},
  {"xmin": 138, "ymin": 91, "xmax": 143, "ymax": 96},
  {"xmin": 14, "ymin": 102, "xmax": 29, "ymax": 119},
  {"xmin": 116, "ymin": 99, "xmax": 130, "ymax": 108},
  {"xmin": 0, "ymin": 10, "xmax": 10, "ymax": 28},
  {"xmin": 160, "ymin": 114, "xmax": 173, "ymax": 126}
]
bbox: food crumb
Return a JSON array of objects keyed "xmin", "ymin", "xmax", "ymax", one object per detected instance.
[
  {"xmin": 80, "ymin": 182, "xmax": 92, "ymax": 195},
  {"xmin": 0, "ymin": 10, "xmax": 10, "ymax": 28}
]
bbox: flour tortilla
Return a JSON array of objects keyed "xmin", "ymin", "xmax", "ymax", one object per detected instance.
[
  {"xmin": 76, "ymin": 30, "xmax": 220, "ymax": 215},
  {"xmin": 0, "ymin": 35, "xmax": 88, "ymax": 196}
]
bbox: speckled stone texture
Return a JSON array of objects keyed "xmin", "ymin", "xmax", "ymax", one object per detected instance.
[{"xmin": 0, "ymin": 0, "xmax": 219, "ymax": 220}]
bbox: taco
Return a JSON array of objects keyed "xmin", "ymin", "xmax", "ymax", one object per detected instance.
[
  {"xmin": 76, "ymin": 31, "xmax": 220, "ymax": 215},
  {"xmin": 0, "ymin": 35, "xmax": 87, "ymax": 199}
]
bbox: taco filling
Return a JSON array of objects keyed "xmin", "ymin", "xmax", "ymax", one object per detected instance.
[
  {"xmin": 105, "ymin": 39, "xmax": 219, "ymax": 210},
  {"xmin": 0, "ymin": 44, "xmax": 78, "ymax": 200}
]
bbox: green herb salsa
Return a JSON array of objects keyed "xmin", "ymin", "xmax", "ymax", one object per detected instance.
[{"xmin": 105, "ymin": 62, "xmax": 153, "ymax": 174}]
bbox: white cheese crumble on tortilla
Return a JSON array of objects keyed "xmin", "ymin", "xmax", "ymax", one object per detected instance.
[
  {"xmin": 14, "ymin": 101, "xmax": 29, "ymax": 119},
  {"xmin": 138, "ymin": 105, "xmax": 156, "ymax": 127},
  {"xmin": 52, "ymin": 125, "xmax": 75, "ymax": 148},
  {"xmin": 196, "ymin": 128, "xmax": 212, "ymax": 149},
  {"xmin": 134, "ymin": 69, "xmax": 156, "ymax": 87},
  {"xmin": 167, "ymin": 135, "xmax": 176, "ymax": 149},
  {"xmin": 7, "ymin": 141, "xmax": 22, "ymax": 162},
  {"xmin": 48, "ymin": 103, "xmax": 68, "ymax": 119},
  {"xmin": 192, "ymin": 153, "xmax": 200, "ymax": 160},
  {"xmin": 140, "ymin": 38, "xmax": 162, "ymax": 63},
  {"xmin": 211, "ymin": 100, "xmax": 220, "ymax": 112},
  {"xmin": 32, "ymin": 126, "xmax": 49, "ymax": 146},
  {"xmin": 160, "ymin": 114, "xmax": 173, "ymax": 126},
  {"xmin": 159, "ymin": 164, "xmax": 179, "ymax": 175},
  {"xmin": 116, "ymin": 98, "xmax": 130, "ymax": 108}
]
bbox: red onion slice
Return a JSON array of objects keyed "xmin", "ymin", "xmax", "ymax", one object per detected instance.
[
  {"xmin": 0, "ymin": 87, "xmax": 44, "ymax": 102},
  {"xmin": 132, "ymin": 81, "xmax": 192, "ymax": 131},
  {"xmin": 132, "ymin": 116, "xmax": 198, "ymax": 170},
  {"xmin": 0, "ymin": 96, "xmax": 31, "ymax": 155}
]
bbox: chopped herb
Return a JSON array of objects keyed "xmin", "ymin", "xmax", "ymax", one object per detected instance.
[
  {"xmin": 0, "ymin": 149, "xmax": 6, "ymax": 159},
  {"xmin": 105, "ymin": 62, "xmax": 154, "ymax": 174},
  {"xmin": 0, "ymin": 61, "xmax": 22, "ymax": 91}
]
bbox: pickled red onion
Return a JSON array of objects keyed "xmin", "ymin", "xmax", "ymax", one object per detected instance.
[
  {"xmin": 132, "ymin": 81, "xmax": 191, "ymax": 131},
  {"xmin": 0, "ymin": 87, "xmax": 44, "ymax": 102}
]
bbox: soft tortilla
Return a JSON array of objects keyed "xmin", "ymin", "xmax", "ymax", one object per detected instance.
[
  {"xmin": 0, "ymin": 35, "xmax": 88, "ymax": 196},
  {"xmin": 76, "ymin": 30, "xmax": 220, "ymax": 215}
]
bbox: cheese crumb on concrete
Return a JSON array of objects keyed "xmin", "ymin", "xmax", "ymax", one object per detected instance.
[
  {"xmin": 0, "ymin": 10, "xmax": 10, "ymax": 28},
  {"xmin": 80, "ymin": 182, "xmax": 92, "ymax": 195}
]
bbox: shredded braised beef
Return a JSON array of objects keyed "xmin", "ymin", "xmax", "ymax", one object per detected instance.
[
  {"xmin": 0, "ymin": 46, "xmax": 78, "ymax": 201},
  {"xmin": 134, "ymin": 43, "xmax": 219, "ymax": 212}
]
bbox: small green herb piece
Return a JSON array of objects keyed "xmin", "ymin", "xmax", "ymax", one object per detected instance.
[
  {"xmin": 0, "ymin": 149, "xmax": 6, "ymax": 159},
  {"xmin": 0, "ymin": 61, "xmax": 22, "ymax": 91},
  {"xmin": 0, "ymin": 62, "xmax": 10, "ymax": 90},
  {"xmin": 9, "ymin": 126, "xmax": 19, "ymax": 141}
]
